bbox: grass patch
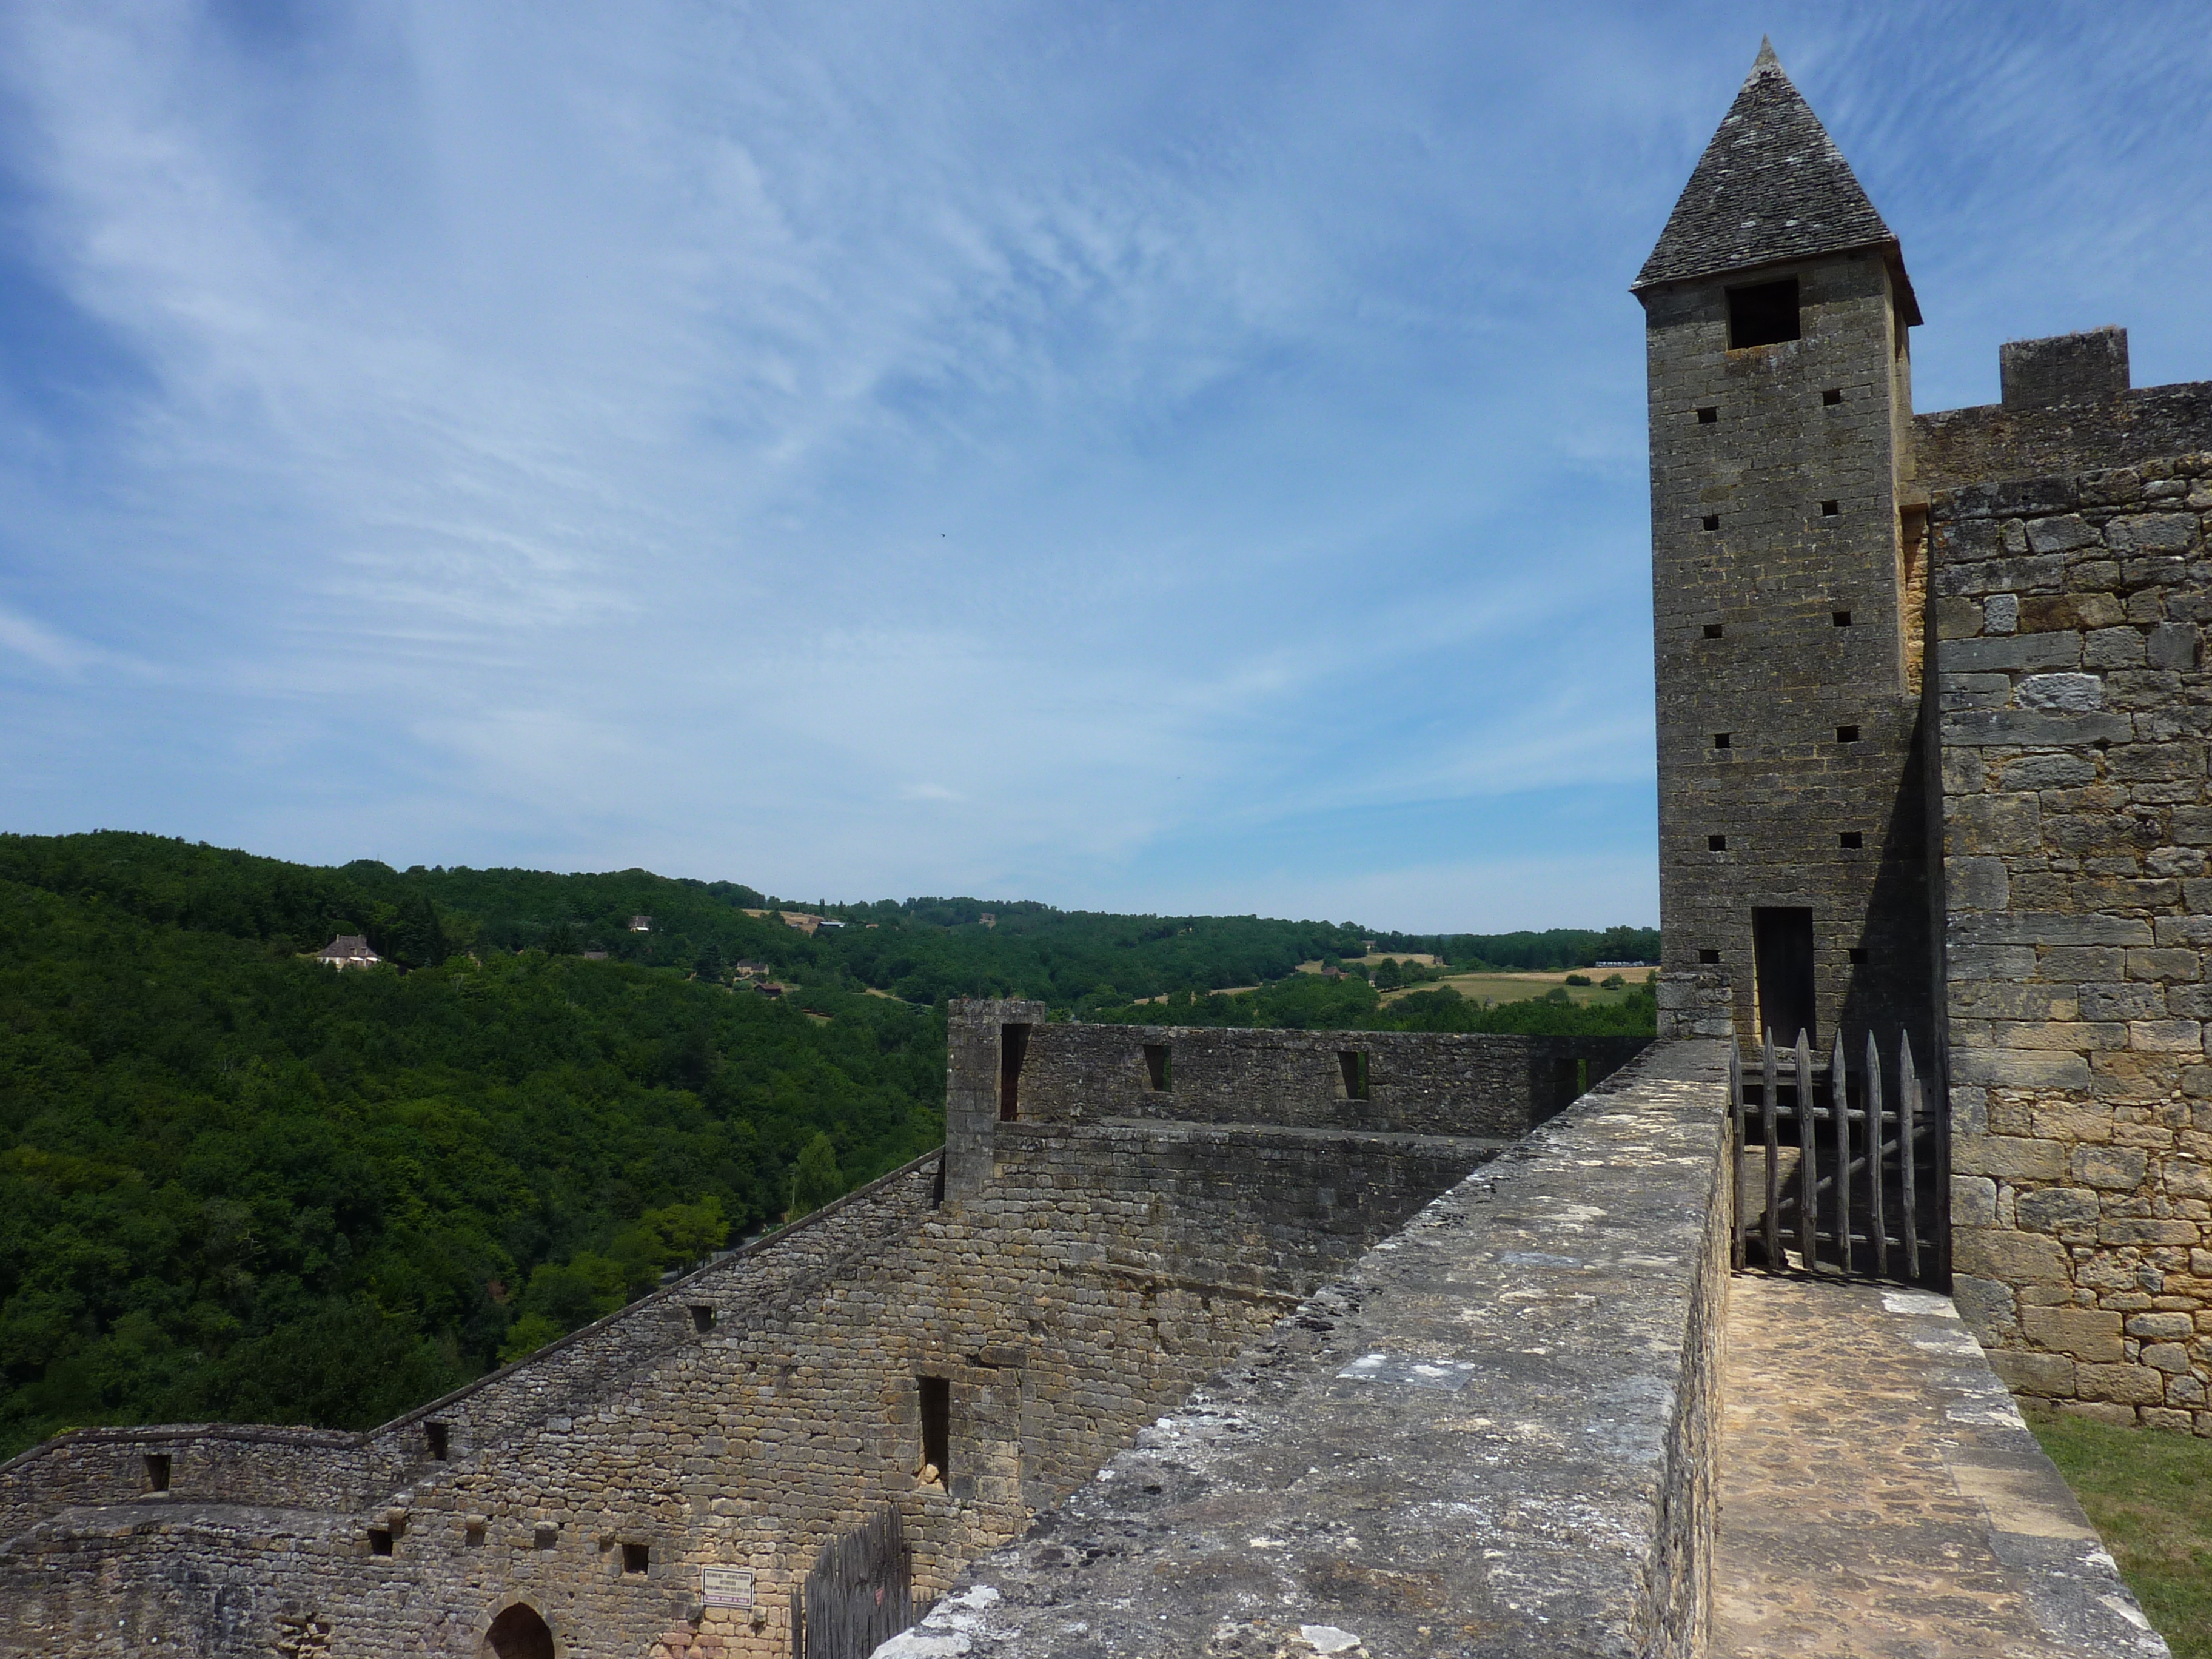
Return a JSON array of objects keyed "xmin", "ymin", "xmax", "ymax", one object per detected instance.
[{"xmin": 2030, "ymin": 1413, "xmax": 2212, "ymax": 1658}]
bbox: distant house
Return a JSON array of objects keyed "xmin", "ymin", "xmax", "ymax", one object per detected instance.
[
  {"xmin": 779, "ymin": 913, "xmax": 822, "ymax": 934},
  {"xmin": 315, "ymin": 935, "xmax": 381, "ymax": 971},
  {"xmin": 816, "ymin": 918, "xmax": 845, "ymax": 931},
  {"xmin": 978, "ymin": 913, "xmax": 997, "ymax": 928},
  {"xmin": 734, "ymin": 960, "xmax": 771, "ymax": 979},
  {"xmin": 628, "ymin": 916, "xmax": 653, "ymax": 933},
  {"xmin": 757, "ymin": 982, "xmax": 786, "ymax": 999}
]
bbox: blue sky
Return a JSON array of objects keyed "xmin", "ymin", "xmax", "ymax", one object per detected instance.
[{"xmin": 2, "ymin": 2, "xmax": 2208, "ymax": 930}]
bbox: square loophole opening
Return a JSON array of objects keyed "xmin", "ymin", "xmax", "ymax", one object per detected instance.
[
  {"xmin": 1696, "ymin": 406, "xmax": 1718, "ymax": 424},
  {"xmin": 464, "ymin": 1522, "xmax": 486, "ymax": 1547},
  {"xmin": 1707, "ymin": 834, "xmax": 1728, "ymax": 852},
  {"xmin": 1700, "ymin": 514, "xmax": 1720, "ymax": 531},
  {"xmin": 1848, "ymin": 948, "xmax": 1869, "ymax": 965},
  {"xmin": 425, "ymin": 1423, "xmax": 449, "ymax": 1461},
  {"xmin": 689, "ymin": 1304, "xmax": 716, "ymax": 1334},
  {"xmin": 1821, "ymin": 499, "xmax": 1840, "ymax": 517},
  {"xmin": 1839, "ymin": 831, "xmax": 1864, "ymax": 850},
  {"xmin": 144, "ymin": 1453, "xmax": 171, "ymax": 1493},
  {"xmin": 1712, "ymin": 732, "xmax": 1731, "ymax": 749},
  {"xmin": 369, "ymin": 1529, "xmax": 394, "ymax": 1558},
  {"xmin": 534, "ymin": 1525, "xmax": 559, "ymax": 1551},
  {"xmin": 1698, "ymin": 948, "xmax": 1721, "ymax": 965},
  {"xmin": 1836, "ymin": 724, "xmax": 1861, "ymax": 744},
  {"xmin": 1832, "ymin": 609, "xmax": 1852, "ymax": 627},
  {"xmin": 623, "ymin": 1542, "xmax": 650, "ymax": 1575},
  {"xmin": 1822, "ymin": 387, "xmax": 1843, "ymax": 406},
  {"xmin": 1703, "ymin": 623, "xmax": 1724, "ymax": 639}
]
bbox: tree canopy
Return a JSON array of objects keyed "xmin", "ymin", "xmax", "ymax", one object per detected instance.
[{"xmin": 0, "ymin": 831, "xmax": 1656, "ymax": 1456}]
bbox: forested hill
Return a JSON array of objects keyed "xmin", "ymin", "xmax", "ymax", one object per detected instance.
[{"xmin": 0, "ymin": 831, "xmax": 1656, "ymax": 1456}]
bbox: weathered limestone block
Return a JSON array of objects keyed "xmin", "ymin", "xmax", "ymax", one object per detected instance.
[
  {"xmin": 2022, "ymin": 1307, "xmax": 2124, "ymax": 1363},
  {"xmin": 1953, "ymin": 1227, "xmax": 2073, "ymax": 1284},
  {"xmin": 2015, "ymin": 1187, "xmax": 2100, "ymax": 1236}
]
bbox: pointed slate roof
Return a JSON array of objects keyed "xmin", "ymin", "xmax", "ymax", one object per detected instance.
[{"xmin": 1635, "ymin": 39, "xmax": 1914, "ymax": 316}]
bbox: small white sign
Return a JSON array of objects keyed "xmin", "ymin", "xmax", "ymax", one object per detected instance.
[{"xmin": 702, "ymin": 1566, "xmax": 755, "ymax": 1609}]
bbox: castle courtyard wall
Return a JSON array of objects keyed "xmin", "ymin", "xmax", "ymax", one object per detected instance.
[{"xmin": 1934, "ymin": 452, "xmax": 2212, "ymax": 1427}]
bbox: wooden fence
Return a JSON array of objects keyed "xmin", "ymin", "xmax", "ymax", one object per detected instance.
[
  {"xmin": 789, "ymin": 1506, "xmax": 919, "ymax": 1659},
  {"xmin": 1729, "ymin": 1028, "xmax": 1944, "ymax": 1283}
]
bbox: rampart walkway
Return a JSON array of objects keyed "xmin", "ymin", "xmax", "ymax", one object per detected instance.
[{"xmin": 1715, "ymin": 1273, "xmax": 2166, "ymax": 1659}]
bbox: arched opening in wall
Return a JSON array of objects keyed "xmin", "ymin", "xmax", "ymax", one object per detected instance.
[{"xmin": 480, "ymin": 1603, "xmax": 556, "ymax": 1659}]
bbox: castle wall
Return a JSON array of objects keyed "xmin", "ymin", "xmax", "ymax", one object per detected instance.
[
  {"xmin": 1, "ymin": 1007, "xmax": 1636, "ymax": 1658},
  {"xmin": 1934, "ymin": 452, "xmax": 2212, "ymax": 1427},
  {"xmin": 1644, "ymin": 249, "xmax": 1934, "ymax": 1057},
  {"xmin": 886, "ymin": 1041, "xmax": 1740, "ymax": 1659}
]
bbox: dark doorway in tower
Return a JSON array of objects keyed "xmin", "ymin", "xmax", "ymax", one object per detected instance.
[
  {"xmin": 481, "ymin": 1603, "xmax": 556, "ymax": 1659},
  {"xmin": 1752, "ymin": 907, "xmax": 1817, "ymax": 1048}
]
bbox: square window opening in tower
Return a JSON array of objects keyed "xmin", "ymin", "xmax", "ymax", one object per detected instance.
[{"xmin": 1726, "ymin": 277, "xmax": 1801, "ymax": 349}]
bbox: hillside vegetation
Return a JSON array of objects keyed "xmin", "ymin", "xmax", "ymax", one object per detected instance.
[{"xmin": 0, "ymin": 832, "xmax": 1655, "ymax": 1456}]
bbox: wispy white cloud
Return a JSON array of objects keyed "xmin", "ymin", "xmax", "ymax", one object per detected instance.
[{"xmin": 0, "ymin": 1, "xmax": 2206, "ymax": 928}]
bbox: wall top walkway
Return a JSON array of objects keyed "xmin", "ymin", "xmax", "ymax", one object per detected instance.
[{"xmin": 885, "ymin": 1038, "xmax": 1734, "ymax": 1659}]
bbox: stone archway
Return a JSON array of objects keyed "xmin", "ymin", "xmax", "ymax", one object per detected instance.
[{"xmin": 480, "ymin": 1603, "xmax": 556, "ymax": 1659}]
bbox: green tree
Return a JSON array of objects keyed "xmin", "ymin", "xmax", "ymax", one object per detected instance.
[
  {"xmin": 381, "ymin": 890, "xmax": 448, "ymax": 968},
  {"xmin": 543, "ymin": 922, "xmax": 578, "ymax": 955},
  {"xmin": 788, "ymin": 1134, "xmax": 842, "ymax": 1220}
]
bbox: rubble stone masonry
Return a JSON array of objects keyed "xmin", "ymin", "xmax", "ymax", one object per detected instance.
[{"xmin": 1936, "ymin": 454, "xmax": 2212, "ymax": 1429}]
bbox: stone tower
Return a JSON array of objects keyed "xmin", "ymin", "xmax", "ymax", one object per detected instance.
[{"xmin": 1637, "ymin": 41, "xmax": 1934, "ymax": 1054}]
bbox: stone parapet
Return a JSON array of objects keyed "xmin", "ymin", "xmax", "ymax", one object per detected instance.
[{"xmin": 891, "ymin": 1039, "xmax": 1735, "ymax": 1659}]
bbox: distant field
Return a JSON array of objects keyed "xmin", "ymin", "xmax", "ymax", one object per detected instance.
[
  {"xmin": 1384, "ymin": 968, "xmax": 1652, "ymax": 1008},
  {"xmin": 1289, "ymin": 956, "xmax": 1651, "ymax": 1008}
]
